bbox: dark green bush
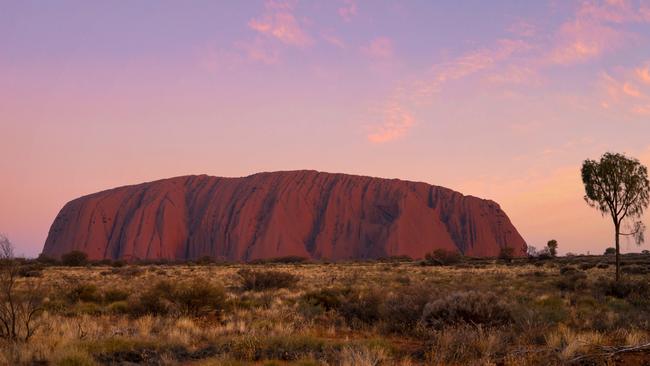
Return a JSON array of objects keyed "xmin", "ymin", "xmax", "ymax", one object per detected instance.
[
  {"xmin": 424, "ymin": 249, "xmax": 461, "ymax": 266},
  {"xmin": 104, "ymin": 288, "xmax": 130, "ymax": 303},
  {"xmin": 129, "ymin": 279, "xmax": 227, "ymax": 317},
  {"xmin": 111, "ymin": 260, "xmax": 126, "ymax": 268},
  {"xmin": 380, "ymin": 285, "xmax": 431, "ymax": 334},
  {"xmin": 238, "ymin": 269, "xmax": 299, "ymax": 291},
  {"xmin": 420, "ymin": 291, "xmax": 513, "ymax": 329},
  {"xmin": 66, "ymin": 284, "xmax": 101, "ymax": 303},
  {"xmin": 61, "ymin": 251, "xmax": 88, "ymax": 267},
  {"xmin": 596, "ymin": 278, "xmax": 650, "ymax": 303},
  {"xmin": 129, "ymin": 281, "xmax": 175, "ymax": 316},
  {"xmin": 36, "ymin": 253, "xmax": 59, "ymax": 265},
  {"xmin": 555, "ymin": 271, "xmax": 587, "ymax": 291},
  {"xmin": 337, "ymin": 288, "xmax": 383, "ymax": 327},
  {"xmin": 173, "ymin": 279, "xmax": 227, "ymax": 317}
]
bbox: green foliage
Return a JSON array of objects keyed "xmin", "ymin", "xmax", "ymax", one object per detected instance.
[
  {"xmin": 173, "ymin": 279, "xmax": 228, "ymax": 317},
  {"xmin": 238, "ymin": 269, "xmax": 299, "ymax": 291},
  {"xmin": 104, "ymin": 288, "xmax": 129, "ymax": 303},
  {"xmin": 420, "ymin": 291, "xmax": 513, "ymax": 329},
  {"xmin": 546, "ymin": 240, "xmax": 558, "ymax": 257},
  {"xmin": 66, "ymin": 284, "xmax": 101, "ymax": 303},
  {"xmin": 499, "ymin": 246, "xmax": 515, "ymax": 262},
  {"xmin": 424, "ymin": 249, "xmax": 461, "ymax": 266},
  {"xmin": 582, "ymin": 152, "xmax": 650, "ymax": 281},
  {"xmin": 129, "ymin": 279, "xmax": 227, "ymax": 317},
  {"xmin": 61, "ymin": 251, "xmax": 88, "ymax": 267}
]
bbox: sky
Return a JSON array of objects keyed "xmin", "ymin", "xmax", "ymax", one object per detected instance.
[{"xmin": 2, "ymin": 0, "xmax": 650, "ymax": 257}]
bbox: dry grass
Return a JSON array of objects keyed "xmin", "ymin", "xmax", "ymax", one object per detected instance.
[{"xmin": 3, "ymin": 255, "xmax": 650, "ymax": 365}]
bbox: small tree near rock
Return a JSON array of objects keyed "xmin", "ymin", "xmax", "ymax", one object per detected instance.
[{"xmin": 547, "ymin": 240, "xmax": 558, "ymax": 257}]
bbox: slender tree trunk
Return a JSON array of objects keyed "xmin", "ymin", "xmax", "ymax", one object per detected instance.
[{"xmin": 615, "ymin": 222, "xmax": 621, "ymax": 282}]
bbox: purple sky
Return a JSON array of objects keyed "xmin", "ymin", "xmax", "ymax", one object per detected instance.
[{"xmin": 3, "ymin": 0, "xmax": 650, "ymax": 257}]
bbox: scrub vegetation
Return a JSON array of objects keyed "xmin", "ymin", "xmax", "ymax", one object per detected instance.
[{"xmin": 3, "ymin": 251, "xmax": 650, "ymax": 365}]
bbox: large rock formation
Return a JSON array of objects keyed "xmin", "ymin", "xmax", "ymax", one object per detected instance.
[{"xmin": 43, "ymin": 170, "xmax": 526, "ymax": 261}]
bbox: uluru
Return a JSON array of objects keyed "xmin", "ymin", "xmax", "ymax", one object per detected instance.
[{"xmin": 42, "ymin": 170, "xmax": 527, "ymax": 261}]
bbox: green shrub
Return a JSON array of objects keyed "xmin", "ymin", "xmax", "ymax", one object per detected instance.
[
  {"xmin": 128, "ymin": 280, "xmax": 174, "ymax": 316},
  {"xmin": 579, "ymin": 263, "xmax": 596, "ymax": 270},
  {"xmin": 37, "ymin": 253, "xmax": 59, "ymax": 265},
  {"xmin": 108, "ymin": 301, "xmax": 129, "ymax": 314},
  {"xmin": 337, "ymin": 288, "xmax": 383, "ymax": 328},
  {"xmin": 111, "ymin": 260, "xmax": 126, "ymax": 268},
  {"xmin": 420, "ymin": 291, "xmax": 513, "ymax": 329},
  {"xmin": 380, "ymin": 284, "xmax": 431, "ymax": 334},
  {"xmin": 104, "ymin": 288, "xmax": 130, "ymax": 303},
  {"xmin": 129, "ymin": 279, "xmax": 227, "ymax": 317},
  {"xmin": 424, "ymin": 249, "xmax": 462, "ymax": 266},
  {"xmin": 173, "ymin": 279, "xmax": 227, "ymax": 317},
  {"xmin": 249, "ymin": 256, "xmax": 309, "ymax": 264},
  {"xmin": 238, "ymin": 269, "xmax": 299, "ymax": 291},
  {"xmin": 61, "ymin": 251, "xmax": 88, "ymax": 266},
  {"xmin": 595, "ymin": 278, "xmax": 650, "ymax": 304},
  {"xmin": 66, "ymin": 284, "xmax": 101, "ymax": 303},
  {"xmin": 555, "ymin": 271, "xmax": 587, "ymax": 291}
]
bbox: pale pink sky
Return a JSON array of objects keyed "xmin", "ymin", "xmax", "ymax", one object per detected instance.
[{"xmin": 2, "ymin": 0, "xmax": 650, "ymax": 256}]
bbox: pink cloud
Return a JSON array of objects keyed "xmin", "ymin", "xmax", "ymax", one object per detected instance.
[
  {"xmin": 547, "ymin": 0, "xmax": 650, "ymax": 65},
  {"xmin": 548, "ymin": 19, "xmax": 625, "ymax": 65},
  {"xmin": 409, "ymin": 39, "xmax": 531, "ymax": 101},
  {"xmin": 636, "ymin": 65, "xmax": 650, "ymax": 84},
  {"xmin": 361, "ymin": 37, "xmax": 394, "ymax": 59},
  {"xmin": 599, "ymin": 68, "xmax": 650, "ymax": 117},
  {"xmin": 507, "ymin": 19, "xmax": 537, "ymax": 37},
  {"xmin": 338, "ymin": 0, "xmax": 357, "ymax": 22},
  {"xmin": 321, "ymin": 33, "xmax": 346, "ymax": 48},
  {"xmin": 235, "ymin": 38, "xmax": 280, "ymax": 64},
  {"xmin": 367, "ymin": 102, "xmax": 414, "ymax": 143},
  {"xmin": 248, "ymin": 2, "xmax": 312, "ymax": 47}
]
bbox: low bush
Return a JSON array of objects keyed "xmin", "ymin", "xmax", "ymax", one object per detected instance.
[
  {"xmin": 238, "ymin": 269, "xmax": 299, "ymax": 291},
  {"xmin": 66, "ymin": 284, "xmax": 101, "ymax": 303},
  {"xmin": 579, "ymin": 263, "xmax": 596, "ymax": 270},
  {"xmin": 129, "ymin": 279, "xmax": 227, "ymax": 317},
  {"xmin": 173, "ymin": 279, "xmax": 228, "ymax": 317},
  {"xmin": 555, "ymin": 271, "xmax": 587, "ymax": 291},
  {"xmin": 18, "ymin": 263, "xmax": 44, "ymax": 277},
  {"xmin": 104, "ymin": 288, "xmax": 130, "ymax": 303},
  {"xmin": 380, "ymin": 284, "xmax": 431, "ymax": 334},
  {"xmin": 423, "ymin": 249, "xmax": 462, "ymax": 266},
  {"xmin": 61, "ymin": 251, "xmax": 88, "ymax": 267},
  {"xmin": 594, "ymin": 278, "xmax": 650, "ymax": 305},
  {"xmin": 621, "ymin": 265, "xmax": 649, "ymax": 274},
  {"xmin": 248, "ymin": 256, "xmax": 310, "ymax": 264},
  {"xmin": 300, "ymin": 287, "xmax": 383, "ymax": 328},
  {"xmin": 420, "ymin": 291, "xmax": 513, "ymax": 329}
]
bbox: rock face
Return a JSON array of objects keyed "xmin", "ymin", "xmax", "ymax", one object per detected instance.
[{"xmin": 43, "ymin": 171, "xmax": 526, "ymax": 261}]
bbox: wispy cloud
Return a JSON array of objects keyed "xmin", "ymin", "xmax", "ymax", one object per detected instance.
[
  {"xmin": 600, "ymin": 65, "xmax": 650, "ymax": 117},
  {"xmin": 367, "ymin": 102, "xmax": 415, "ymax": 143},
  {"xmin": 360, "ymin": 37, "xmax": 393, "ymax": 59},
  {"xmin": 547, "ymin": 0, "xmax": 650, "ymax": 65},
  {"xmin": 338, "ymin": 0, "xmax": 357, "ymax": 22},
  {"xmin": 321, "ymin": 33, "xmax": 346, "ymax": 48},
  {"xmin": 248, "ymin": 1, "xmax": 312, "ymax": 47},
  {"xmin": 409, "ymin": 39, "xmax": 531, "ymax": 101},
  {"xmin": 636, "ymin": 64, "xmax": 650, "ymax": 84},
  {"xmin": 235, "ymin": 38, "xmax": 280, "ymax": 64}
]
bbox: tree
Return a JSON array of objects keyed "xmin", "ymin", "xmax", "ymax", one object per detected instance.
[
  {"xmin": 604, "ymin": 247, "xmax": 616, "ymax": 255},
  {"xmin": 499, "ymin": 246, "xmax": 515, "ymax": 263},
  {"xmin": 582, "ymin": 152, "xmax": 650, "ymax": 281},
  {"xmin": 547, "ymin": 240, "xmax": 558, "ymax": 257},
  {"xmin": 526, "ymin": 245, "xmax": 538, "ymax": 257},
  {"xmin": 0, "ymin": 234, "xmax": 45, "ymax": 342}
]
